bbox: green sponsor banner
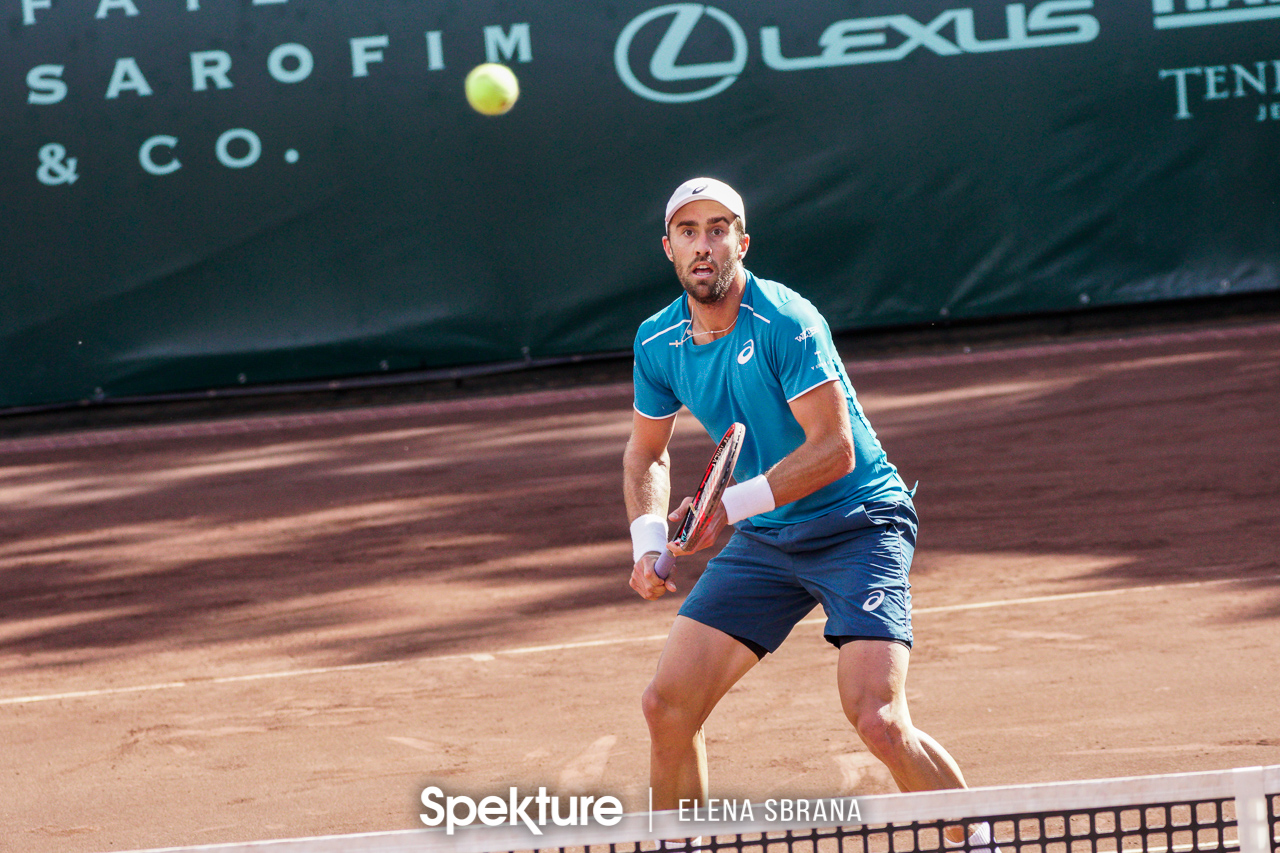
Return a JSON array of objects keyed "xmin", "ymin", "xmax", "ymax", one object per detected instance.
[{"xmin": 4, "ymin": 1, "xmax": 1279, "ymax": 409}]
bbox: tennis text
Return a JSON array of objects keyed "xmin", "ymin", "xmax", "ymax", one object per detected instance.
[
  {"xmin": 420, "ymin": 786, "xmax": 624, "ymax": 835},
  {"xmin": 1159, "ymin": 59, "xmax": 1280, "ymax": 120}
]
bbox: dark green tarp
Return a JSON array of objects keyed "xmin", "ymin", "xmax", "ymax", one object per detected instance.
[{"xmin": 4, "ymin": 1, "xmax": 1278, "ymax": 409}]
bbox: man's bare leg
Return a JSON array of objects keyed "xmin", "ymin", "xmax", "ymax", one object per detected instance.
[
  {"xmin": 838, "ymin": 639, "xmax": 982, "ymax": 845},
  {"xmin": 642, "ymin": 616, "xmax": 760, "ymax": 809}
]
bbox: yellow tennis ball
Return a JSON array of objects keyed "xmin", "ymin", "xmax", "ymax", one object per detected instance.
[{"xmin": 464, "ymin": 63, "xmax": 519, "ymax": 116}]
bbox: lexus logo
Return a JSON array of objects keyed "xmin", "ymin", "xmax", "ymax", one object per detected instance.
[
  {"xmin": 616, "ymin": 2, "xmax": 1099, "ymax": 103},
  {"xmin": 614, "ymin": 4, "xmax": 749, "ymax": 103}
]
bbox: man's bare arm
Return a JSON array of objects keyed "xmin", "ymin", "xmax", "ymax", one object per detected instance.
[
  {"xmin": 623, "ymin": 411, "xmax": 678, "ymax": 599},
  {"xmin": 764, "ymin": 379, "xmax": 855, "ymax": 505},
  {"xmin": 668, "ymin": 380, "xmax": 854, "ymax": 557},
  {"xmin": 624, "ymin": 410, "xmax": 676, "ymax": 521}
]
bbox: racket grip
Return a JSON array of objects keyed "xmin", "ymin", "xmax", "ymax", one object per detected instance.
[{"xmin": 653, "ymin": 549, "xmax": 675, "ymax": 580}]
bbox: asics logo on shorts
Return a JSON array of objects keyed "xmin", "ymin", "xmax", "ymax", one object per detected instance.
[
  {"xmin": 737, "ymin": 340, "xmax": 755, "ymax": 364},
  {"xmin": 862, "ymin": 590, "xmax": 886, "ymax": 612}
]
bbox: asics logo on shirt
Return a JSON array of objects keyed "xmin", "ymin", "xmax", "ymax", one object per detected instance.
[{"xmin": 737, "ymin": 340, "xmax": 755, "ymax": 364}]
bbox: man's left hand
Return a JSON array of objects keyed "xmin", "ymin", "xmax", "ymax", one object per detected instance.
[{"xmin": 666, "ymin": 497, "xmax": 727, "ymax": 556}]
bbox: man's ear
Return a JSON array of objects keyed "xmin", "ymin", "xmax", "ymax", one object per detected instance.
[
  {"xmin": 737, "ymin": 232, "xmax": 750, "ymax": 261},
  {"xmin": 662, "ymin": 235, "xmax": 674, "ymax": 262}
]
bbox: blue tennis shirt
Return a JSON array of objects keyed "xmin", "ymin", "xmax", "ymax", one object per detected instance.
[{"xmin": 632, "ymin": 270, "xmax": 909, "ymax": 527}]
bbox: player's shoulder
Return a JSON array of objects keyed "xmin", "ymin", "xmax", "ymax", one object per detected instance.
[
  {"xmin": 742, "ymin": 272, "xmax": 827, "ymax": 336},
  {"xmin": 634, "ymin": 294, "xmax": 689, "ymax": 351}
]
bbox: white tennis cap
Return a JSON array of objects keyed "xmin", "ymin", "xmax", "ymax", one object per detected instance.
[{"xmin": 664, "ymin": 177, "xmax": 745, "ymax": 228}]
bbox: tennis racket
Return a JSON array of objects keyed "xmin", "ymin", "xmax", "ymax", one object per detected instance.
[{"xmin": 654, "ymin": 422, "xmax": 746, "ymax": 580}]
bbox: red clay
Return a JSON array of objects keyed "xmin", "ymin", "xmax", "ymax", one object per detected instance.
[{"xmin": 1, "ymin": 320, "xmax": 1277, "ymax": 852}]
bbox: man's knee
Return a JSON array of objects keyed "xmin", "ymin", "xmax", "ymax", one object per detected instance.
[
  {"xmin": 643, "ymin": 682, "xmax": 709, "ymax": 764},
  {"xmin": 851, "ymin": 705, "xmax": 911, "ymax": 760},
  {"xmin": 642, "ymin": 682, "xmax": 686, "ymax": 734}
]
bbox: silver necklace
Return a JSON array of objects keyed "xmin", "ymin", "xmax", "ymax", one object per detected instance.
[{"xmin": 677, "ymin": 317, "xmax": 737, "ymax": 346}]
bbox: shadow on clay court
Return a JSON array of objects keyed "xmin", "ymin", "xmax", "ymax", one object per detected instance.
[
  {"xmin": 0, "ymin": 327, "xmax": 1277, "ymax": 676},
  {"xmin": 0, "ymin": 393, "xmax": 724, "ymax": 670},
  {"xmin": 870, "ymin": 334, "xmax": 1280, "ymax": 618}
]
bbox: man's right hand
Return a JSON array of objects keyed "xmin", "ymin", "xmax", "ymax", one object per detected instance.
[{"xmin": 630, "ymin": 552, "xmax": 676, "ymax": 600}]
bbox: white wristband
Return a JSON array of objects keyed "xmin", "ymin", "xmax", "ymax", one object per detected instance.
[
  {"xmin": 721, "ymin": 475, "xmax": 776, "ymax": 525},
  {"xmin": 630, "ymin": 514, "xmax": 669, "ymax": 563}
]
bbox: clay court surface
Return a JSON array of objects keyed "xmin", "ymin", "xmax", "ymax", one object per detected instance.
[{"xmin": 2, "ymin": 318, "xmax": 1278, "ymax": 853}]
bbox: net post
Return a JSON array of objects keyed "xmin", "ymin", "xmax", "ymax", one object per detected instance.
[{"xmin": 1233, "ymin": 766, "xmax": 1270, "ymax": 853}]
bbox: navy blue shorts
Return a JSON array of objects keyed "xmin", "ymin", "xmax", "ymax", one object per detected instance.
[{"xmin": 677, "ymin": 500, "xmax": 917, "ymax": 655}]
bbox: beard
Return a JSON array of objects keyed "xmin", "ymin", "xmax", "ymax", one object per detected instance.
[{"xmin": 677, "ymin": 254, "xmax": 739, "ymax": 306}]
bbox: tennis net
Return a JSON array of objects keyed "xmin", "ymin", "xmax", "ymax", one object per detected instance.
[{"xmin": 117, "ymin": 764, "xmax": 1280, "ymax": 853}]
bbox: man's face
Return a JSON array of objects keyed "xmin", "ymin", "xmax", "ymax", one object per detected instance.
[{"xmin": 663, "ymin": 199, "xmax": 749, "ymax": 306}]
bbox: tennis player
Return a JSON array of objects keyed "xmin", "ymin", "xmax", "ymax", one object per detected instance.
[{"xmin": 624, "ymin": 178, "xmax": 988, "ymax": 836}]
